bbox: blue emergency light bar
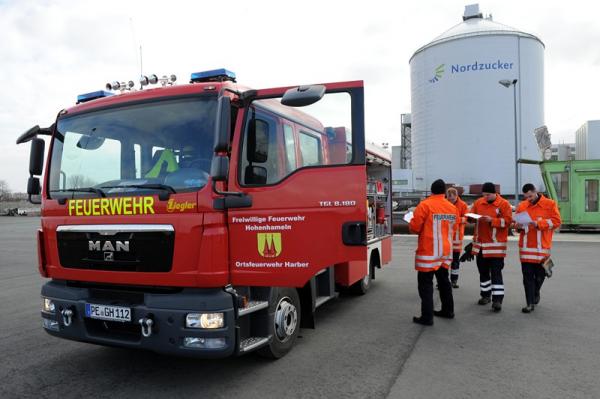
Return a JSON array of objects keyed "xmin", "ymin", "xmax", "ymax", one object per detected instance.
[
  {"xmin": 76, "ymin": 90, "xmax": 114, "ymax": 104},
  {"xmin": 190, "ymin": 68, "xmax": 236, "ymax": 83}
]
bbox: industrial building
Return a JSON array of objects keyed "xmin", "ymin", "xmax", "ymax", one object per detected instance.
[
  {"xmin": 408, "ymin": 3, "xmax": 545, "ymax": 197},
  {"xmin": 575, "ymin": 120, "xmax": 600, "ymax": 160},
  {"xmin": 550, "ymin": 143, "xmax": 575, "ymax": 161}
]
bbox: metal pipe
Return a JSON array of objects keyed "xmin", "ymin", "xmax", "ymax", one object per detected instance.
[{"xmin": 512, "ymin": 80, "xmax": 519, "ymax": 205}]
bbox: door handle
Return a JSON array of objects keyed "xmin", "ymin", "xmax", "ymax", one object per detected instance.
[{"xmin": 342, "ymin": 221, "xmax": 366, "ymax": 246}]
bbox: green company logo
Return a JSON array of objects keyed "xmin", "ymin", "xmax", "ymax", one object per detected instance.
[{"xmin": 428, "ymin": 64, "xmax": 445, "ymax": 83}]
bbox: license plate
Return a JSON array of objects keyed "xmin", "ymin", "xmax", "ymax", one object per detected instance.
[{"xmin": 85, "ymin": 303, "xmax": 131, "ymax": 322}]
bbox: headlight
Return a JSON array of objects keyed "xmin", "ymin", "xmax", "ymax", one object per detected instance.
[
  {"xmin": 186, "ymin": 313, "xmax": 224, "ymax": 329},
  {"xmin": 42, "ymin": 298, "xmax": 55, "ymax": 313},
  {"xmin": 183, "ymin": 337, "xmax": 226, "ymax": 349}
]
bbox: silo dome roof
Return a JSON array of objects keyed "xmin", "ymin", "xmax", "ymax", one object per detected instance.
[{"xmin": 410, "ymin": 14, "xmax": 544, "ymax": 62}]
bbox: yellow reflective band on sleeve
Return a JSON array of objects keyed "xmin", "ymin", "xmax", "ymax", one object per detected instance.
[
  {"xmin": 67, "ymin": 196, "xmax": 155, "ymax": 216},
  {"xmin": 144, "ymin": 149, "xmax": 179, "ymax": 178}
]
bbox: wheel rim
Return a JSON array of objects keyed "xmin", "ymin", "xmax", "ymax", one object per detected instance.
[
  {"xmin": 362, "ymin": 274, "xmax": 370, "ymax": 287},
  {"xmin": 274, "ymin": 296, "xmax": 298, "ymax": 343}
]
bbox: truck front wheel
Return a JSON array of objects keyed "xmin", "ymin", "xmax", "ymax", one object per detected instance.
[{"xmin": 258, "ymin": 288, "xmax": 301, "ymax": 359}]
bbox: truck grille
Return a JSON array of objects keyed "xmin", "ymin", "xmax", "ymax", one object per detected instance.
[{"xmin": 57, "ymin": 229, "xmax": 174, "ymax": 272}]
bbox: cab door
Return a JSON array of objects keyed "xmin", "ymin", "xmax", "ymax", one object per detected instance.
[{"xmin": 226, "ymin": 81, "xmax": 367, "ymax": 287}]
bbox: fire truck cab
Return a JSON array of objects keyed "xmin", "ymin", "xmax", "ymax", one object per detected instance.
[{"xmin": 18, "ymin": 69, "xmax": 392, "ymax": 358}]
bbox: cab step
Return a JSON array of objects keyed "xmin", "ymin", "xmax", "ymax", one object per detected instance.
[
  {"xmin": 238, "ymin": 300, "xmax": 269, "ymax": 317},
  {"xmin": 239, "ymin": 336, "xmax": 271, "ymax": 353},
  {"xmin": 315, "ymin": 295, "xmax": 336, "ymax": 308}
]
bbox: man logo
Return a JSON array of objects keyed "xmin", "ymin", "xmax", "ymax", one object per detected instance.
[
  {"xmin": 428, "ymin": 64, "xmax": 445, "ymax": 83},
  {"xmin": 257, "ymin": 233, "xmax": 282, "ymax": 258}
]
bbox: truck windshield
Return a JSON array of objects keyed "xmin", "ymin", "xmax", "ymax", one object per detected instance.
[{"xmin": 48, "ymin": 97, "xmax": 216, "ymax": 199}]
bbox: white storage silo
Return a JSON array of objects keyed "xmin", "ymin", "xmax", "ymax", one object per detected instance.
[{"xmin": 410, "ymin": 4, "xmax": 544, "ymax": 196}]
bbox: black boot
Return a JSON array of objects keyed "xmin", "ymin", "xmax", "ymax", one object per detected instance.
[
  {"xmin": 522, "ymin": 304, "xmax": 535, "ymax": 313},
  {"xmin": 434, "ymin": 310, "xmax": 455, "ymax": 319},
  {"xmin": 413, "ymin": 316, "xmax": 433, "ymax": 326},
  {"xmin": 451, "ymin": 280, "xmax": 459, "ymax": 289},
  {"xmin": 492, "ymin": 301, "xmax": 502, "ymax": 312},
  {"xmin": 534, "ymin": 293, "xmax": 540, "ymax": 305},
  {"xmin": 478, "ymin": 297, "xmax": 491, "ymax": 305}
]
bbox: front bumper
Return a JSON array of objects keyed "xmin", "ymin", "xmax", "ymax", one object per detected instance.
[{"xmin": 41, "ymin": 280, "xmax": 236, "ymax": 358}]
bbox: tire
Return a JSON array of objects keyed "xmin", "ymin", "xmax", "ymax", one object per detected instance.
[
  {"xmin": 350, "ymin": 257, "xmax": 375, "ymax": 295},
  {"xmin": 257, "ymin": 288, "xmax": 301, "ymax": 359}
]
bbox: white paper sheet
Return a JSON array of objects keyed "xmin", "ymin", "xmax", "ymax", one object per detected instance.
[
  {"xmin": 403, "ymin": 211, "xmax": 414, "ymax": 223},
  {"xmin": 465, "ymin": 213, "xmax": 482, "ymax": 220},
  {"xmin": 514, "ymin": 212, "xmax": 533, "ymax": 225}
]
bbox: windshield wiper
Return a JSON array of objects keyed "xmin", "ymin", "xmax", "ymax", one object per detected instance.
[
  {"xmin": 50, "ymin": 187, "xmax": 106, "ymax": 197},
  {"xmin": 101, "ymin": 183, "xmax": 177, "ymax": 193},
  {"xmin": 100, "ymin": 183, "xmax": 177, "ymax": 200}
]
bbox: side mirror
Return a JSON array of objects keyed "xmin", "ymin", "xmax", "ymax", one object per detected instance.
[
  {"xmin": 210, "ymin": 155, "xmax": 229, "ymax": 182},
  {"xmin": 28, "ymin": 176, "xmax": 41, "ymax": 196},
  {"xmin": 281, "ymin": 85, "xmax": 326, "ymax": 107},
  {"xmin": 246, "ymin": 118, "xmax": 268, "ymax": 163},
  {"xmin": 244, "ymin": 165, "xmax": 267, "ymax": 185},
  {"xmin": 76, "ymin": 135, "xmax": 105, "ymax": 150},
  {"xmin": 214, "ymin": 96, "xmax": 231, "ymax": 152},
  {"xmin": 29, "ymin": 138, "xmax": 45, "ymax": 176}
]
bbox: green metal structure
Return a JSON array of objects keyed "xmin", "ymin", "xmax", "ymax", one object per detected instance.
[{"xmin": 538, "ymin": 160, "xmax": 600, "ymax": 231}]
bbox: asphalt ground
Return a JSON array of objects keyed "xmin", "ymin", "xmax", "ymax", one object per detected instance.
[{"xmin": 1, "ymin": 217, "xmax": 599, "ymax": 398}]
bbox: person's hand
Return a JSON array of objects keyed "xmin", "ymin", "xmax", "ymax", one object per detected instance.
[{"xmin": 480, "ymin": 215, "xmax": 492, "ymax": 223}]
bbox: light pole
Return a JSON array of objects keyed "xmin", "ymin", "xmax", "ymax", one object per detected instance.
[{"xmin": 499, "ymin": 79, "xmax": 519, "ymax": 205}]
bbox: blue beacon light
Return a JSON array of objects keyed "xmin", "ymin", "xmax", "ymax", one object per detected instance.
[
  {"xmin": 190, "ymin": 68, "xmax": 236, "ymax": 83},
  {"xmin": 76, "ymin": 90, "xmax": 114, "ymax": 104}
]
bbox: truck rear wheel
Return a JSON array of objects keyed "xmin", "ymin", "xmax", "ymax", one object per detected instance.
[
  {"xmin": 350, "ymin": 257, "xmax": 375, "ymax": 295},
  {"xmin": 257, "ymin": 288, "xmax": 301, "ymax": 359}
]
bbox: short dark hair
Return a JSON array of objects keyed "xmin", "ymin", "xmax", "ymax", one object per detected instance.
[
  {"xmin": 431, "ymin": 179, "xmax": 446, "ymax": 194},
  {"xmin": 522, "ymin": 183, "xmax": 536, "ymax": 193},
  {"xmin": 481, "ymin": 182, "xmax": 496, "ymax": 194}
]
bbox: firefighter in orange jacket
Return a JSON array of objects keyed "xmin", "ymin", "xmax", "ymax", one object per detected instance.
[
  {"xmin": 409, "ymin": 179, "xmax": 456, "ymax": 325},
  {"xmin": 470, "ymin": 182, "xmax": 512, "ymax": 312},
  {"xmin": 446, "ymin": 187, "xmax": 468, "ymax": 288},
  {"xmin": 514, "ymin": 183, "xmax": 561, "ymax": 313}
]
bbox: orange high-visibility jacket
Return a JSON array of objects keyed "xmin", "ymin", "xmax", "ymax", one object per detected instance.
[
  {"xmin": 471, "ymin": 195, "xmax": 512, "ymax": 258},
  {"xmin": 451, "ymin": 197, "xmax": 469, "ymax": 253},
  {"xmin": 516, "ymin": 195, "xmax": 561, "ymax": 263},
  {"xmin": 409, "ymin": 194, "xmax": 457, "ymax": 272}
]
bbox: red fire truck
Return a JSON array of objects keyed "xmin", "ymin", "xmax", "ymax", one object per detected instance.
[{"xmin": 17, "ymin": 69, "xmax": 392, "ymax": 358}]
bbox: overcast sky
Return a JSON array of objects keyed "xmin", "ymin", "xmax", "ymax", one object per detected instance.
[{"xmin": 1, "ymin": 0, "xmax": 599, "ymax": 192}]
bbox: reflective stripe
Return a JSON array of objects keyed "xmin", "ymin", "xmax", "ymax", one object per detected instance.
[
  {"xmin": 499, "ymin": 218, "xmax": 505, "ymax": 228},
  {"xmin": 432, "ymin": 218, "xmax": 439, "ymax": 258},
  {"xmin": 415, "ymin": 260, "xmax": 444, "ymax": 266},
  {"xmin": 492, "ymin": 227, "xmax": 497, "ymax": 242},
  {"xmin": 447, "ymin": 220, "xmax": 454, "ymax": 256},
  {"xmin": 537, "ymin": 230, "xmax": 542, "ymax": 254},
  {"xmin": 520, "ymin": 255, "xmax": 546, "ymax": 261},
  {"xmin": 492, "ymin": 285, "xmax": 504, "ymax": 289},
  {"xmin": 416, "ymin": 254, "xmax": 443, "ymax": 261},
  {"xmin": 417, "ymin": 254, "xmax": 452, "ymax": 261},
  {"xmin": 547, "ymin": 219, "xmax": 554, "ymax": 229},
  {"xmin": 480, "ymin": 280, "xmax": 491, "ymax": 286},
  {"xmin": 480, "ymin": 242, "xmax": 507, "ymax": 248},
  {"xmin": 520, "ymin": 246, "xmax": 550, "ymax": 254},
  {"xmin": 451, "ymin": 269, "xmax": 459, "ymax": 275},
  {"xmin": 483, "ymin": 249, "xmax": 507, "ymax": 255},
  {"xmin": 480, "ymin": 286, "xmax": 492, "ymax": 292},
  {"xmin": 492, "ymin": 291, "xmax": 505, "ymax": 296}
]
